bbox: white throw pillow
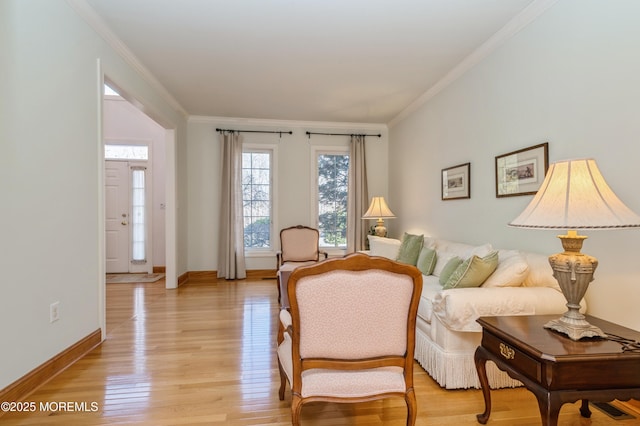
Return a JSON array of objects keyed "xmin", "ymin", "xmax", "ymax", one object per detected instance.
[
  {"xmin": 423, "ymin": 236, "xmax": 437, "ymax": 250},
  {"xmin": 466, "ymin": 243, "xmax": 494, "ymax": 259},
  {"xmin": 482, "ymin": 249, "xmax": 530, "ymax": 288},
  {"xmin": 368, "ymin": 235, "xmax": 401, "ymax": 260},
  {"xmin": 433, "ymin": 251, "xmax": 459, "ymax": 277},
  {"xmin": 523, "ymin": 252, "xmax": 561, "ymax": 291},
  {"xmin": 433, "ymin": 242, "xmax": 493, "ymax": 277}
]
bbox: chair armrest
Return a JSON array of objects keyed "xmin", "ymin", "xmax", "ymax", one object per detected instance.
[
  {"xmin": 276, "ymin": 251, "xmax": 282, "ymax": 268},
  {"xmin": 280, "ymin": 309, "xmax": 292, "ymax": 330},
  {"xmin": 278, "ymin": 309, "xmax": 293, "ymax": 344}
]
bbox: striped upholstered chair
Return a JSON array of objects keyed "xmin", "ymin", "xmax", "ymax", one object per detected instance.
[{"xmin": 276, "ymin": 253, "xmax": 423, "ymax": 425}]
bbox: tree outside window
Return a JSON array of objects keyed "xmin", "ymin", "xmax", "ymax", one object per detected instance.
[
  {"xmin": 317, "ymin": 153, "xmax": 349, "ymax": 248},
  {"xmin": 242, "ymin": 150, "xmax": 272, "ymax": 249}
]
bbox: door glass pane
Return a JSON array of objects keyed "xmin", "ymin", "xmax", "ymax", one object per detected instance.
[{"xmin": 131, "ymin": 168, "xmax": 146, "ymax": 262}]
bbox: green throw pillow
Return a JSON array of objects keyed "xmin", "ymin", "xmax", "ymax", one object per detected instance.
[
  {"xmin": 438, "ymin": 256, "xmax": 463, "ymax": 285},
  {"xmin": 395, "ymin": 233, "xmax": 424, "ymax": 265},
  {"xmin": 417, "ymin": 247, "xmax": 437, "ymax": 275},
  {"xmin": 443, "ymin": 250, "xmax": 499, "ymax": 289}
]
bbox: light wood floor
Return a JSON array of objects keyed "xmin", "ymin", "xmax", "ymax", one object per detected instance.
[{"xmin": 2, "ymin": 278, "xmax": 639, "ymax": 425}]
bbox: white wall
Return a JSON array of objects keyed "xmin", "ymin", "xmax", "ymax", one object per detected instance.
[
  {"xmin": 0, "ymin": 0, "xmax": 186, "ymax": 389},
  {"xmin": 389, "ymin": 0, "xmax": 640, "ymax": 330},
  {"xmin": 103, "ymin": 96, "xmax": 166, "ymax": 267},
  {"xmin": 187, "ymin": 117, "xmax": 388, "ymax": 271}
]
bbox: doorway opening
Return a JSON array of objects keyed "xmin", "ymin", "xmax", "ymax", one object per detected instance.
[{"xmin": 100, "ymin": 78, "xmax": 177, "ymax": 340}]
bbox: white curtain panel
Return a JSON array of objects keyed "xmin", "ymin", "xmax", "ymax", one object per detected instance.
[{"xmin": 217, "ymin": 131, "xmax": 247, "ymax": 279}]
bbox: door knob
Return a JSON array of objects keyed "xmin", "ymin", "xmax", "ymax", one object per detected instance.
[{"xmin": 121, "ymin": 221, "xmax": 128, "ymax": 226}]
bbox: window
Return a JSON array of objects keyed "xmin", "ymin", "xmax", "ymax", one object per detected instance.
[
  {"xmin": 242, "ymin": 149, "xmax": 273, "ymax": 249},
  {"xmin": 316, "ymin": 150, "xmax": 349, "ymax": 248},
  {"xmin": 105, "ymin": 144, "xmax": 148, "ymax": 160}
]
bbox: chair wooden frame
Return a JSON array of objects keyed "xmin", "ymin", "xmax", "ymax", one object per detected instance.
[{"xmin": 277, "ymin": 253, "xmax": 423, "ymax": 426}]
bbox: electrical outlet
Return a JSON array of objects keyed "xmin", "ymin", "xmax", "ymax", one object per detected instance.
[{"xmin": 50, "ymin": 302, "xmax": 60, "ymax": 323}]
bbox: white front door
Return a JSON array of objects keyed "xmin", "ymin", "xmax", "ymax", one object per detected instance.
[{"xmin": 105, "ymin": 161, "xmax": 129, "ymax": 273}]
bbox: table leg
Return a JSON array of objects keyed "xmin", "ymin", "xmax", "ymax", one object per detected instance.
[
  {"xmin": 580, "ymin": 399, "xmax": 591, "ymax": 418},
  {"xmin": 534, "ymin": 392, "xmax": 562, "ymax": 426},
  {"xmin": 474, "ymin": 346, "xmax": 492, "ymax": 424}
]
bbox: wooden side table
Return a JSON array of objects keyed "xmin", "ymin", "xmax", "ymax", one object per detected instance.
[{"xmin": 475, "ymin": 315, "xmax": 640, "ymax": 426}]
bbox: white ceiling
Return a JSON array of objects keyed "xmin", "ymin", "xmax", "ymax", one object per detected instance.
[{"xmin": 83, "ymin": 0, "xmax": 537, "ymax": 124}]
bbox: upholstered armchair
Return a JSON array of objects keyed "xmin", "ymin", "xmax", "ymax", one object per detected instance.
[
  {"xmin": 276, "ymin": 225, "xmax": 328, "ymax": 305},
  {"xmin": 276, "ymin": 253, "xmax": 423, "ymax": 426}
]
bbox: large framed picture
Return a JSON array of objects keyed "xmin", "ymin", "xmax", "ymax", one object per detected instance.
[
  {"xmin": 442, "ymin": 162, "xmax": 470, "ymax": 200},
  {"xmin": 495, "ymin": 142, "xmax": 549, "ymax": 197}
]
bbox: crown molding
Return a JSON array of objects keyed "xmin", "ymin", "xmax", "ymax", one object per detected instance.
[
  {"xmin": 66, "ymin": 0, "xmax": 188, "ymax": 118},
  {"xmin": 388, "ymin": 0, "xmax": 560, "ymax": 128},
  {"xmin": 188, "ymin": 115, "xmax": 388, "ymax": 133}
]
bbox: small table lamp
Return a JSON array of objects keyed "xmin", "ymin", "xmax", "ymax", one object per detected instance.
[
  {"xmin": 362, "ymin": 196, "xmax": 396, "ymax": 237},
  {"xmin": 509, "ymin": 158, "xmax": 640, "ymax": 340}
]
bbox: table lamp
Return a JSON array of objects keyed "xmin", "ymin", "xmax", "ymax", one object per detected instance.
[
  {"xmin": 362, "ymin": 196, "xmax": 396, "ymax": 237},
  {"xmin": 509, "ymin": 158, "xmax": 640, "ymax": 340}
]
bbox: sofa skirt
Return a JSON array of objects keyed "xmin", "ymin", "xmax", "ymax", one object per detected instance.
[{"xmin": 414, "ymin": 317, "xmax": 522, "ymax": 389}]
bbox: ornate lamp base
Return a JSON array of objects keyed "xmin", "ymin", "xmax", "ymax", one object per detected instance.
[
  {"xmin": 374, "ymin": 219, "xmax": 387, "ymax": 237},
  {"xmin": 544, "ymin": 317, "xmax": 605, "ymax": 340},
  {"xmin": 545, "ymin": 231, "xmax": 606, "ymax": 341}
]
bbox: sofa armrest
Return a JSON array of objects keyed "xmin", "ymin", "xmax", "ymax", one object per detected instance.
[{"xmin": 432, "ymin": 287, "xmax": 577, "ymax": 332}]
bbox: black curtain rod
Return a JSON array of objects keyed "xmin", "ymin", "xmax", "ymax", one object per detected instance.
[
  {"xmin": 305, "ymin": 131, "xmax": 381, "ymax": 139},
  {"xmin": 216, "ymin": 128, "xmax": 292, "ymax": 137}
]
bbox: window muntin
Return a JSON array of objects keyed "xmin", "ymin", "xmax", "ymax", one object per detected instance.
[
  {"xmin": 316, "ymin": 151, "xmax": 349, "ymax": 248},
  {"xmin": 242, "ymin": 150, "xmax": 272, "ymax": 249}
]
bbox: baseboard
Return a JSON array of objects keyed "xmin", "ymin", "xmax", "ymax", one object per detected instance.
[
  {"xmin": 178, "ymin": 269, "xmax": 276, "ymax": 284},
  {"xmin": 153, "ymin": 266, "xmax": 166, "ymax": 273},
  {"xmin": 178, "ymin": 271, "xmax": 189, "ymax": 286},
  {"xmin": 0, "ymin": 329, "xmax": 102, "ymax": 408},
  {"xmin": 187, "ymin": 271, "xmax": 218, "ymax": 282},
  {"xmin": 247, "ymin": 269, "xmax": 277, "ymax": 280}
]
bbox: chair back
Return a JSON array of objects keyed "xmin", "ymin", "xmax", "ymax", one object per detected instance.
[
  {"xmin": 288, "ymin": 253, "xmax": 422, "ymax": 365},
  {"xmin": 278, "ymin": 253, "xmax": 423, "ymax": 425},
  {"xmin": 280, "ymin": 225, "xmax": 321, "ymax": 263}
]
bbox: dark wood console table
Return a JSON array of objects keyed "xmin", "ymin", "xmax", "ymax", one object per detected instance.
[{"xmin": 475, "ymin": 315, "xmax": 640, "ymax": 426}]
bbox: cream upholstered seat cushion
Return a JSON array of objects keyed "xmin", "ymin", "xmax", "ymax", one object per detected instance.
[
  {"xmin": 300, "ymin": 367, "xmax": 406, "ymax": 398},
  {"xmin": 277, "ymin": 329, "xmax": 406, "ymax": 398}
]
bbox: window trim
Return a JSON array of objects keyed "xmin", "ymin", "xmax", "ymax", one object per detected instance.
[
  {"xmin": 310, "ymin": 145, "xmax": 349, "ymax": 255},
  {"xmin": 242, "ymin": 143, "xmax": 278, "ymax": 257}
]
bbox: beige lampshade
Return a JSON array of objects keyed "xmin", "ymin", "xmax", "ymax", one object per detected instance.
[
  {"xmin": 362, "ymin": 197, "xmax": 396, "ymax": 219},
  {"xmin": 509, "ymin": 158, "xmax": 640, "ymax": 229}
]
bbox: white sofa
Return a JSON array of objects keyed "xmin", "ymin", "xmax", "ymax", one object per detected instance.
[{"xmin": 367, "ymin": 234, "xmax": 583, "ymax": 389}]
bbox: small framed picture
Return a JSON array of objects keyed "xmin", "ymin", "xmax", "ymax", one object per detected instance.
[
  {"xmin": 495, "ymin": 142, "xmax": 549, "ymax": 197},
  {"xmin": 442, "ymin": 162, "xmax": 470, "ymax": 200}
]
